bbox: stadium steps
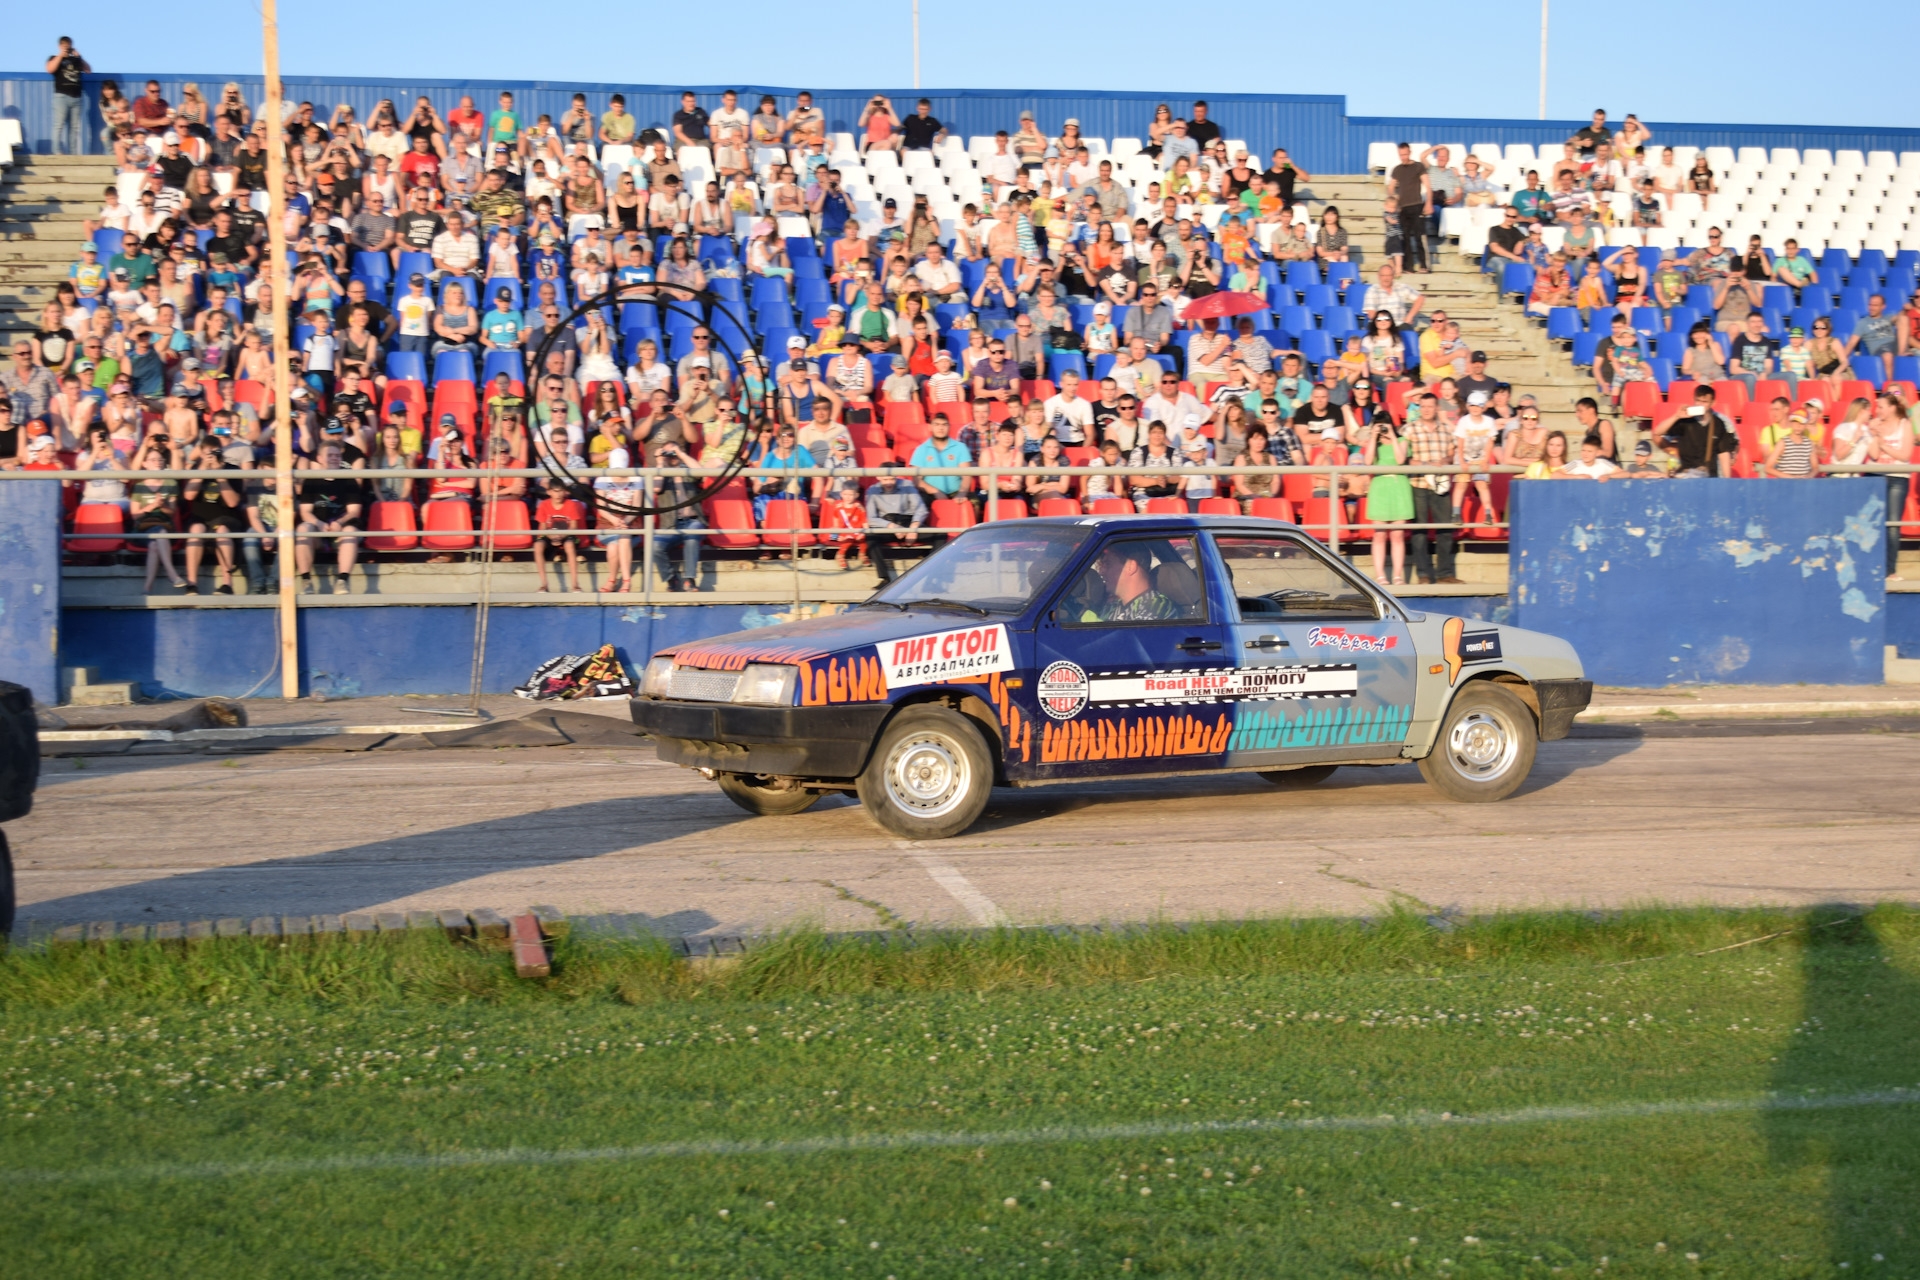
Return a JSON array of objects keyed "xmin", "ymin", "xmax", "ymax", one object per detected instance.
[
  {"xmin": 0, "ymin": 154, "xmax": 116, "ymax": 339},
  {"xmin": 1298, "ymin": 176, "xmax": 1590, "ymax": 435}
]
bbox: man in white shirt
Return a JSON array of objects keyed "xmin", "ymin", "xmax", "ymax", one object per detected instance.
[
  {"xmin": 1561, "ymin": 435, "xmax": 1621, "ymax": 480},
  {"xmin": 980, "ymin": 132, "xmax": 1019, "ymax": 199},
  {"xmin": 429, "ymin": 210, "xmax": 480, "ymax": 281},
  {"xmin": 365, "ymin": 120, "xmax": 407, "ymax": 166},
  {"xmin": 1143, "ymin": 370, "xmax": 1204, "ymax": 432},
  {"xmin": 912, "ymin": 243, "xmax": 963, "ymax": 298},
  {"xmin": 1040, "ymin": 369, "xmax": 1093, "ymax": 445},
  {"xmin": 709, "ymin": 89, "xmax": 751, "ymax": 179},
  {"xmin": 1065, "ymin": 147, "xmax": 1098, "ymax": 189}
]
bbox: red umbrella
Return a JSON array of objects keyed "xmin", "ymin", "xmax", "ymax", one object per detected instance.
[{"xmin": 1178, "ymin": 290, "xmax": 1267, "ymax": 320}]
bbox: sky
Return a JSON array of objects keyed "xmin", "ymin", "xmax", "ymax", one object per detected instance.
[{"xmin": 17, "ymin": 1, "xmax": 1920, "ymax": 131}]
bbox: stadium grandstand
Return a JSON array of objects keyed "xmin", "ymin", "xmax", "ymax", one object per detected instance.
[{"xmin": 2, "ymin": 70, "xmax": 1917, "ymax": 599}]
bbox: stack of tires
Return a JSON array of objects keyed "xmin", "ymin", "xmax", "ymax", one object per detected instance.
[{"xmin": 0, "ymin": 681, "xmax": 40, "ymax": 938}]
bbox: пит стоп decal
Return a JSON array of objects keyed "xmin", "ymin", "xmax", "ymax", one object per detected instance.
[{"xmin": 881, "ymin": 624, "xmax": 1014, "ymax": 690}]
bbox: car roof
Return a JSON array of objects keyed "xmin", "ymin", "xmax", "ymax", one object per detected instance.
[{"xmin": 995, "ymin": 514, "xmax": 1305, "ymax": 532}]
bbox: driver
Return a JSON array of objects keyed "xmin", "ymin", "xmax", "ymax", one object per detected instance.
[{"xmin": 1095, "ymin": 543, "xmax": 1178, "ymax": 622}]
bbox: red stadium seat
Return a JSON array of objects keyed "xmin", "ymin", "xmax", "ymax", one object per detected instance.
[
  {"xmin": 1089, "ymin": 497, "xmax": 1132, "ymax": 514},
  {"xmin": 431, "ymin": 381, "xmax": 478, "ymax": 436},
  {"xmin": 366, "ymin": 501, "xmax": 419, "ymax": 551},
  {"xmin": 66, "ymin": 503, "xmax": 126, "ymax": 553},
  {"xmin": 1751, "ymin": 379, "xmax": 1790, "ymax": 407},
  {"xmin": 480, "ymin": 498, "xmax": 534, "ymax": 551},
  {"xmin": 850, "ymin": 421, "xmax": 888, "ymax": 450},
  {"xmin": 931, "ymin": 499, "xmax": 977, "ymax": 532},
  {"xmin": 1281, "ymin": 472, "xmax": 1317, "ymax": 504},
  {"xmin": 1247, "ymin": 497, "xmax": 1295, "ymax": 523},
  {"xmin": 760, "ymin": 499, "xmax": 818, "ymax": 548},
  {"xmin": 1062, "ymin": 446, "xmax": 1095, "ymax": 466},
  {"xmin": 421, "ymin": 499, "xmax": 476, "ymax": 550},
  {"xmin": 1143, "ymin": 497, "xmax": 1185, "ymax": 514},
  {"xmin": 706, "ymin": 478, "xmax": 750, "ymax": 503},
  {"xmin": 1619, "ymin": 381, "xmax": 1663, "ymax": 421},
  {"xmin": 701, "ymin": 498, "xmax": 760, "ymax": 549},
  {"xmin": 1197, "ymin": 497, "xmax": 1239, "ymax": 515},
  {"xmin": 984, "ymin": 497, "xmax": 1029, "ymax": 521},
  {"xmin": 882, "ymin": 401, "xmax": 926, "ymax": 434},
  {"xmin": 1294, "ymin": 496, "xmax": 1339, "ymax": 542},
  {"xmin": 230, "ymin": 380, "xmax": 269, "ymax": 415},
  {"xmin": 858, "ymin": 447, "xmax": 894, "ymax": 472},
  {"xmin": 1037, "ymin": 498, "xmax": 1082, "ymax": 517},
  {"xmin": 1708, "ymin": 380, "xmax": 1748, "ymax": 413}
]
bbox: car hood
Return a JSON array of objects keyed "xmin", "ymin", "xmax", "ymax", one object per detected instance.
[{"xmin": 662, "ymin": 607, "xmax": 1014, "ymax": 671}]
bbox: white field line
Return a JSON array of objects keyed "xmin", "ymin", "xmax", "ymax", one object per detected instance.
[
  {"xmin": 904, "ymin": 846, "xmax": 1009, "ymax": 927},
  {"xmin": 4, "ymin": 1088, "xmax": 1913, "ymax": 1187}
]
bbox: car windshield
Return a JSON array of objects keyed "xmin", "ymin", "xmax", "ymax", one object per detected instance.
[{"xmin": 871, "ymin": 524, "xmax": 1092, "ymax": 614}]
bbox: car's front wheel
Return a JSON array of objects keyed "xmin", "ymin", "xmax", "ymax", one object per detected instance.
[
  {"xmin": 856, "ymin": 704, "xmax": 994, "ymax": 839},
  {"xmin": 715, "ymin": 773, "xmax": 823, "ymax": 816},
  {"xmin": 1418, "ymin": 682, "xmax": 1537, "ymax": 802}
]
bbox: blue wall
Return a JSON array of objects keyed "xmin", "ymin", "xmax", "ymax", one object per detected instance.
[
  {"xmin": 1509, "ymin": 478, "xmax": 1889, "ymax": 686},
  {"xmin": 60, "ymin": 600, "xmax": 853, "ymax": 700},
  {"xmin": 8, "ymin": 71, "xmax": 1920, "ymax": 175},
  {"xmin": 0, "ymin": 480, "xmax": 62, "ymax": 705}
]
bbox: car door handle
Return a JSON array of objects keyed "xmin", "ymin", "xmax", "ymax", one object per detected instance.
[
  {"xmin": 1244, "ymin": 635, "xmax": 1290, "ymax": 649},
  {"xmin": 1176, "ymin": 638, "xmax": 1223, "ymax": 653}
]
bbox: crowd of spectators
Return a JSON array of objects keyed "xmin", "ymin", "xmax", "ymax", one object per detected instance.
[{"xmin": 13, "ymin": 54, "xmax": 1916, "ymax": 591}]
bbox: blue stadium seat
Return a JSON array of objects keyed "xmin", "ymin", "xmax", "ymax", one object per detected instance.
[
  {"xmin": 958, "ymin": 259, "xmax": 988, "ymax": 294},
  {"xmin": 1758, "ymin": 309, "xmax": 1788, "ymax": 339},
  {"xmin": 1761, "ymin": 285, "xmax": 1794, "ymax": 313},
  {"xmin": 1819, "ymin": 248, "xmax": 1853, "ymax": 274},
  {"xmin": 1895, "ymin": 355, "xmax": 1920, "ymax": 385},
  {"xmin": 1630, "ymin": 307, "xmax": 1663, "ymax": 338},
  {"xmin": 942, "ymin": 302, "xmax": 978, "ymax": 329},
  {"xmin": 1570, "ymin": 332, "xmax": 1603, "ymax": 367},
  {"xmin": 620, "ymin": 330, "xmax": 657, "ymax": 364},
  {"xmin": 708, "ymin": 277, "xmax": 744, "ymax": 302},
  {"xmin": 1838, "ymin": 286, "xmax": 1871, "ymax": 314},
  {"xmin": 386, "ymin": 350, "xmax": 428, "ymax": 383},
  {"xmin": 867, "ymin": 353, "xmax": 897, "ymax": 382},
  {"xmin": 1635, "ymin": 246, "xmax": 1664, "ymax": 274},
  {"xmin": 1500, "ymin": 262, "xmax": 1533, "ymax": 299},
  {"xmin": 1646, "ymin": 357, "xmax": 1675, "ymax": 391},
  {"xmin": 791, "ymin": 258, "xmax": 825, "ymax": 280},
  {"xmin": 482, "ymin": 278, "xmax": 523, "ymax": 311},
  {"xmin": 1295, "ymin": 331, "xmax": 1335, "ymax": 366},
  {"xmin": 1851, "ymin": 355, "xmax": 1887, "ymax": 388},
  {"xmin": 794, "ymin": 278, "xmax": 831, "ymax": 307},
  {"xmin": 1655, "ymin": 332, "xmax": 1688, "ymax": 364},
  {"xmin": 785, "ymin": 236, "xmax": 819, "ymax": 260},
  {"xmin": 1256, "ymin": 329, "xmax": 1290, "ymax": 353},
  {"xmin": 354, "ymin": 251, "xmax": 393, "ymax": 282},
  {"xmin": 1285, "ymin": 262, "xmax": 1319, "ymax": 290},
  {"xmin": 619, "ymin": 302, "xmax": 660, "ymax": 335},
  {"xmin": 1827, "ymin": 310, "xmax": 1860, "ymax": 340},
  {"xmin": 1321, "ymin": 306, "xmax": 1359, "ymax": 340},
  {"xmin": 1091, "ymin": 353, "xmax": 1118, "ymax": 381},
  {"xmin": 480, "ymin": 350, "xmax": 524, "ymax": 386},
  {"xmin": 1685, "ymin": 285, "xmax": 1716, "ymax": 312},
  {"xmin": 760, "ymin": 328, "xmax": 801, "ymax": 359},
  {"xmin": 1325, "ymin": 262, "xmax": 1358, "ymax": 289},
  {"xmin": 1048, "ymin": 351, "xmax": 1088, "ymax": 382},
  {"xmin": 1856, "ymin": 249, "xmax": 1890, "ymax": 278},
  {"xmin": 1279, "ymin": 305, "xmax": 1315, "ymax": 333},
  {"xmin": 1546, "ymin": 308, "xmax": 1584, "ymax": 342},
  {"xmin": 699, "ymin": 235, "xmax": 736, "ymax": 262},
  {"xmin": 94, "ymin": 228, "xmax": 125, "ymax": 258},
  {"xmin": 395, "ymin": 251, "xmax": 432, "ymax": 283},
  {"xmin": 1302, "ymin": 284, "xmax": 1337, "ymax": 315},
  {"xmin": 431, "ymin": 350, "xmax": 476, "ymax": 385}
]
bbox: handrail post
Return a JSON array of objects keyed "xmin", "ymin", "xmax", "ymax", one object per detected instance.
[{"xmin": 262, "ymin": 0, "xmax": 299, "ymax": 698}]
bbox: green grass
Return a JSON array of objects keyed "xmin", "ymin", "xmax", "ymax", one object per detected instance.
[{"xmin": 4, "ymin": 907, "xmax": 1919, "ymax": 1277}]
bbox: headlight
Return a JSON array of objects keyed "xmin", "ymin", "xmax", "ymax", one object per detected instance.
[
  {"xmin": 641, "ymin": 657, "xmax": 675, "ymax": 698},
  {"xmin": 732, "ymin": 664, "xmax": 798, "ymax": 706}
]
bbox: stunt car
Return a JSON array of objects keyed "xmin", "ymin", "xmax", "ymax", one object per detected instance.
[{"xmin": 632, "ymin": 516, "xmax": 1591, "ymax": 839}]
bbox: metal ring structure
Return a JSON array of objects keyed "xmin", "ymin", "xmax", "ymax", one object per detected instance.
[{"xmin": 525, "ymin": 278, "xmax": 774, "ymax": 522}]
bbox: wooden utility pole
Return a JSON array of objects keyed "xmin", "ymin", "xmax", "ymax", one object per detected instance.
[{"xmin": 262, "ymin": 0, "xmax": 300, "ymax": 697}]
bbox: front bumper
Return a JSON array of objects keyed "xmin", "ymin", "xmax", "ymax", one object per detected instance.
[
  {"xmin": 630, "ymin": 699, "xmax": 893, "ymax": 779},
  {"xmin": 1532, "ymin": 678, "xmax": 1593, "ymax": 741}
]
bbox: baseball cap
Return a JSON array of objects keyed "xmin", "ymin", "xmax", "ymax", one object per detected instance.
[
  {"xmin": 82, "ymin": 244, "xmax": 97, "ymax": 254},
  {"xmin": 1633, "ymin": 440, "xmax": 1653, "ymax": 456},
  {"xmin": 409, "ymin": 273, "xmax": 426, "ymax": 285},
  {"xmin": 439, "ymin": 413, "xmax": 459, "ymax": 427},
  {"xmin": 1788, "ymin": 326, "xmax": 1805, "ymax": 337},
  {"xmin": 496, "ymin": 287, "xmax": 512, "ymax": 300},
  {"xmin": 111, "ymin": 268, "xmax": 129, "ymax": 279},
  {"xmin": 388, "ymin": 401, "xmax": 409, "ymax": 417},
  {"xmin": 1019, "ymin": 109, "xmax": 1035, "ymax": 120},
  {"xmin": 1466, "ymin": 391, "xmax": 1490, "ymax": 406},
  {"xmin": 1470, "ymin": 350, "xmax": 1488, "ymax": 362},
  {"xmin": 1517, "ymin": 393, "xmax": 1539, "ymax": 407},
  {"xmin": 27, "ymin": 435, "xmax": 55, "ymax": 454},
  {"xmin": 322, "ymin": 416, "xmax": 347, "ymax": 434},
  {"xmin": 826, "ymin": 303, "xmax": 845, "ymax": 315},
  {"xmin": 180, "ymin": 357, "xmax": 200, "ymax": 371},
  {"xmin": 289, "ymin": 383, "xmax": 310, "ymax": 399},
  {"xmin": 839, "ymin": 336, "xmax": 859, "ymax": 348},
  {"xmin": 883, "ymin": 197, "xmax": 897, "ymax": 208},
  {"xmin": 785, "ymin": 335, "xmax": 806, "ymax": 350},
  {"xmin": 934, "ymin": 350, "xmax": 954, "ymax": 364},
  {"xmin": 1064, "ymin": 117, "xmax": 1080, "ymax": 127}
]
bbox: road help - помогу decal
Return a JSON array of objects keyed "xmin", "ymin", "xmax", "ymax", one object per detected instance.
[
  {"xmin": 881, "ymin": 623, "xmax": 1015, "ymax": 690},
  {"xmin": 1066, "ymin": 664, "xmax": 1358, "ymax": 712}
]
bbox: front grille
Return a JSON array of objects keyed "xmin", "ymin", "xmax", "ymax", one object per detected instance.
[{"xmin": 668, "ymin": 667, "xmax": 742, "ymax": 702}]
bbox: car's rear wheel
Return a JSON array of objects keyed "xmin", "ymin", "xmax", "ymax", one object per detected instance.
[
  {"xmin": 715, "ymin": 772, "xmax": 823, "ymax": 816},
  {"xmin": 0, "ymin": 829, "xmax": 13, "ymax": 938},
  {"xmin": 1257, "ymin": 764, "xmax": 1338, "ymax": 788},
  {"xmin": 1418, "ymin": 682, "xmax": 1537, "ymax": 802},
  {"xmin": 856, "ymin": 705, "xmax": 994, "ymax": 840}
]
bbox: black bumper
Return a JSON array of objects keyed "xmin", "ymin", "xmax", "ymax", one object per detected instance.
[
  {"xmin": 630, "ymin": 699, "xmax": 894, "ymax": 779},
  {"xmin": 1533, "ymin": 678, "xmax": 1594, "ymax": 741}
]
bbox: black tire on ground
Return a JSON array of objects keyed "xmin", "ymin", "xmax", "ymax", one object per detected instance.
[
  {"xmin": 0, "ymin": 829, "xmax": 13, "ymax": 939},
  {"xmin": 856, "ymin": 704, "xmax": 995, "ymax": 840},
  {"xmin": 1417, "ymin": 681, "xmax": 1538, "ymax": 802},
  {"xmin": 714, "ymin": 773, "xmax": 823, "ymax": 816},
  {"xmin": 1257, "ymin": 764, "xmax": 1338, "ymax": 788}
]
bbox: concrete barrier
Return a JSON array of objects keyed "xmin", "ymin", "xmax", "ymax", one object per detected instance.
[
  {"xmin": 1510, "ymin": 478, "xmax": 1888, "ymax": 686},
  {"xmin": 0, "ymin": 479, "xmax": 61, "ymax": 705}
]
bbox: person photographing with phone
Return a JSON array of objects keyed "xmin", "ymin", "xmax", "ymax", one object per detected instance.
[{"xmin": 1653, "ymin": 384, "xmax": 1739, "ymax": 478}]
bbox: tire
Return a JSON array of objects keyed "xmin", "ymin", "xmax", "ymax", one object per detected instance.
[
  {"xmin": 1257, "ymin": 764, "xmax": 1338, "ymax": 789},
  {"xmin": 714, "ymin": 773, "xmax": 823, "ymax": 816},
  {"xmin": 1418, "ymin": 682, "xmax": 1537, "ymax": 802},
  {"xmin": 0, "ymin": 829, "xmax": 13, "ymax": 940},
  {"xmin": 856, "ymin": 704, "xmax": 994, "ymax": 840}
]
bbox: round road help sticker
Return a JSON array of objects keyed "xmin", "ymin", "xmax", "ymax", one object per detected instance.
[{"xmin": 1038, "ymin": 660, "xmax": 1089, "ymax": 719}]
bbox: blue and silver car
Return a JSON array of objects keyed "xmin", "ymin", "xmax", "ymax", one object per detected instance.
[{"xmin": 632, "ymin": 516, "xmax": 1592, "ymax": 839}]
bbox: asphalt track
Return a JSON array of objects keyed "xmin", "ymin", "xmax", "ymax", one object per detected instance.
[{"xmin": 12, "ymin": 720, "xmax": 1920, "ymax": 934}]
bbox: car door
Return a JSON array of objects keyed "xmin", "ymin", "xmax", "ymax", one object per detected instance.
[
  {"xmin": 1208, "ymin": 531, "xmax": 1419, "ymax": 768},
  {"xmin": 1029, "ymin": 532, "xmax": 1234, "ymax": 779}
]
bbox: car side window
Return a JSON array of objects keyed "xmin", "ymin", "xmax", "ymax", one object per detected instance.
[
  {"xmin": 1057, "ymin": 536, "xmax": 1209, "ymax": 626},
  {"xmin": 1213, "ymin": 535, "xmax": 1381, "ymax": 619}
]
